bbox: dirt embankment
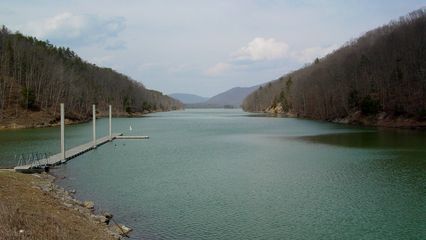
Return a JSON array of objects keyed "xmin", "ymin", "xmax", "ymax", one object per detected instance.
[
  {"xmin": 0, "ymin": 170, "xmax": 131, "ymax": 239},
  {"xmin": 0, "ymin": 108, "xmax": 154, "ymax": 130}
]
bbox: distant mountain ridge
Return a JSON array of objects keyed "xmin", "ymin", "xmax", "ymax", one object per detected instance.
[
  {"xmin": 169, "ymin": 93, "xmax": 208, "ymax": 104},
  {"xmin": 182, "ymin": 86, "xmax": 258, "ymax": 108},
  {"xmin": 204, "ymin": 86, "xmax": 258, "ymax": 107}
]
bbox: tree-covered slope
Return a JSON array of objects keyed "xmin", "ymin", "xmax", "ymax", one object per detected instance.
[
  {"xmin": 0, "ymin": 26, "xmax": 182, "ymax": 126},
  {"xmin": 242, "ymin": 9, "xmax": 426, "ymax": 127}
]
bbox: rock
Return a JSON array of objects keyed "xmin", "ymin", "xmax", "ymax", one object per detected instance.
[
  {"xmin": 91, "ymin": 214, "xmax": 109, "ymax": 224},
  {"xmin": 40, "ymin": 184, "xmax": 53, "ymax": 192},
  {"xmin": 63, "ymin": 203, "xmax": 73, "ymax": 208},
  {"xmin": 120, "ymin": 224, "xmax": 132, "ymax": 235},
  {"xmin": 377, "ymin": 112, "xmax": 387, "ymax": 120},
  {"xmin": 112, "ymin": 224, "xmax": 132, "ymax": 236},
  {"xmin": 83, "ymin": 201, "xmax": 95, "ymax": 209},
  {"xmin": 108, "ymin": 231, "xmax": 122, "ymax": 240},
  {"xmin": 103, "ymin": 212, "xmax": 113, "ymax": 220},
  {"xmin": 101, "ymin": 217, "xmax": 110, "ymax": 224},
  {"xmin": 69, "ymin": 189, "xmax": 76, "ymax": 194},
  {"xmin": 76, "ymin": 207, "xmax": 86, "ymax": 214},
  {"xmin": 58, "ymin": 187, "xmax": 66, "ymax": 194}
]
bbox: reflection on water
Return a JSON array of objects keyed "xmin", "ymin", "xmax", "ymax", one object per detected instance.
[
  {"xmin": 299, "ymin": 130, "xmax": 426, "ymax": 150},
  {"xmin": 299, "ymin": 129, "xmax": 426, "ymax": 177}
]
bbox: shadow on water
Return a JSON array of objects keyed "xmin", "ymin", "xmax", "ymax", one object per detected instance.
[
  {"xmin": 298, "ymin": 129, "xmax": 426, "ymax": 150},
  {"xmin": 296, "ymin": 128, "xmax": 426, "ymax": 173}
]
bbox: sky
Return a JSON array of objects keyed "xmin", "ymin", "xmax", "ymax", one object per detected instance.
[{"xmin": 0, "ymin": 0, "xmax": 424, "ymax": 97}]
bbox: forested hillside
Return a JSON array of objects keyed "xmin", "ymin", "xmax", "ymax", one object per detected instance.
[
  {"xmin": 242, "ymin": 9, "xmax": 426, "ymax": 127},
  {"xmin": 0, "ymin": 26, "xmax": 182, "ymax": 127}
]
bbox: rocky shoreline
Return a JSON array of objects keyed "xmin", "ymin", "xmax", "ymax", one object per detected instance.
[
  {"xmin": 36, "ymin": 173, "xmax": 133, "ymax": 239},
  {"xmin": 0, "ymin": 170, "xmax": 132, "ymax": 239},
  {"xmin": 263, "ymin": 103, "xmax": 426, "ymax": 129}
]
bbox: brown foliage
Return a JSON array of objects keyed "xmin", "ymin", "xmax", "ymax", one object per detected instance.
[
  {"xmin": 0, "ymin": 27, "xmax": 182, "ymax": 122},
  {"xmin": 243, "ymin": 9, "xmax": 426, "ymax": 121}
]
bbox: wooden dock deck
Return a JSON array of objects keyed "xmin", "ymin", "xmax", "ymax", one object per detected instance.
[
  {"xmin": 14, "ymin": 133, "xmax": 145, "ymax": 172},
  {"xmin": 115, "ymin": 135, "xmax": 149, "ymax": 139},
  {"xmin": 13, "ymin": 103, "xmax": 151, "ymax": 173}
]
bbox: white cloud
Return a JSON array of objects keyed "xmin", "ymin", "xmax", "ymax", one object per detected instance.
[
  {"xmin": 203, "ymin": 37, "xmax": 289, "ymax": 76},
  {"xmin": 23, "ymin": 12, "xmax": 125, "ymax": 46},
  {"xmin": 232, "ymin": 37, "xmax": 289, "ymax": 61},
  {"xmin": 207, "ymin": 38, "xmax": 339, "ymax": 78},
  {"xmin": 292, "ymin": 45, "xmax": 338, "ymax": 63},
  {"xmin": 205, "ymin": 62, "xmax": 231, "ymax": 76}
]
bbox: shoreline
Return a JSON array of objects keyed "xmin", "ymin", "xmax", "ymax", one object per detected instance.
[
  {"xmin": 252, "ymin": 108, "xmax": 426, "ymax": 130},
  {"xmin": 0, "ymin": 170, "xmax": 132, "ymax": 239},
  {"xmin": 0, "ymin": 107, "xmax": 185, "ymax": 130},
  {"xmin": 0, "ymin": 110, "xmax": 162, "ymax": 130}
]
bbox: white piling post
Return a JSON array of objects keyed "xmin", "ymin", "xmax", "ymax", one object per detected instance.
[
  {"xmin": 60, "ymin": 103, "xmax": 65, "ymax": 161},
  {"xmin": 109, "ymin": 105, "xmax": 112, "ymax": 140},
  {"xmin": 93, "ymin": 104, "xmax": 96, "ymax": 148}
]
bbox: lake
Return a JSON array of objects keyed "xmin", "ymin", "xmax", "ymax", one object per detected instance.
[{"xmin": 1, "ymin": 109, "xmax": 425, "ymax": 239}]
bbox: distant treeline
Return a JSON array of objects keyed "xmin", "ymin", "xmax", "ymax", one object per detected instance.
[
  {"xmin": 0, "ymin": 26, "xmax": 182, "ymax": 121},
  {"xmin": 243, "ymin": 9, "xmax": 426, "ymax": 123}
]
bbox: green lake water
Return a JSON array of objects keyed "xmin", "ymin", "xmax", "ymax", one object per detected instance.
[{"xmin": 1, "ymin": 109, "xmax": 425, "ymax": 239}]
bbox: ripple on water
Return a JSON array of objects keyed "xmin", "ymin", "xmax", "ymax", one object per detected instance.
[{"xmin": 2, "ymin": 109, "xmax": 425, "ymax": 239}]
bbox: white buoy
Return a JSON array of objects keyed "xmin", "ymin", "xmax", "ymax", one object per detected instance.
[{"xmin": 129, "ymin": 125, "xmax": 132, "ymax": 131}]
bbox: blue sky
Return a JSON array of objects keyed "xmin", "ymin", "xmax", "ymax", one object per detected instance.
[{"xmin": 0, "ymin": 0, "xmax": 424, "ymax": 97}]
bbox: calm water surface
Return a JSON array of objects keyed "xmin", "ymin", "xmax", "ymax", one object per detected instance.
[{"xmin": 1, "ymin": 109, "xmax": 425, "ymax": 239}]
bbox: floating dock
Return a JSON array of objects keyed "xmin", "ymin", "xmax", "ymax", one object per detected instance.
[
  {"xmin": 14, "ymin": 133, "xmax": 122, "ymax": 172},
  {"xmin": 14, "ymin": 104, "xmax": 150, "ymax": 173},
  {"xmin": 14, "ymin": 133, "xmax": 150, "ymax": 173}
]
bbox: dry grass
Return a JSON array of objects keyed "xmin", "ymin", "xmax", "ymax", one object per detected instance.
[{"xmin": 0, "ymin": 170, "xmax": 116, "ymax": 240}]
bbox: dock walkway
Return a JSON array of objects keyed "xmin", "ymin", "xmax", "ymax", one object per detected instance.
[
  {"xmin": 13, "ymin": 103, "xmax": 150, "ymax": 173},
  {"xmin": 14, "ymin": 133, "xmax": 130, "ymax": 172}
]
